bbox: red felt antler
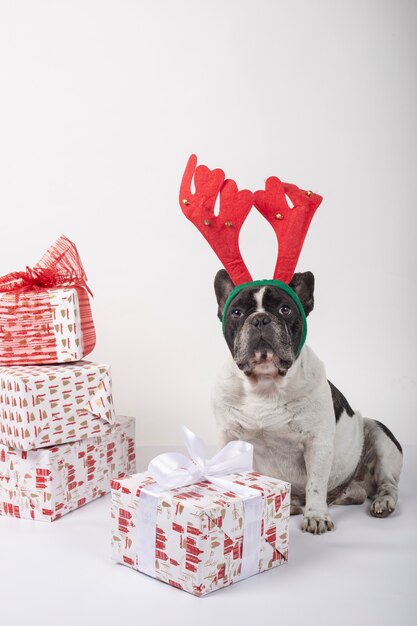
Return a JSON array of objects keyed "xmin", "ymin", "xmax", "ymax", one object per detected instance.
[
  {"xmin": 254, "ymin": 177, "xmax": 322, "ymax": 284},
  {"xmin": 179, "ymin": 154, "xmax": 254, "ymax": 285}
]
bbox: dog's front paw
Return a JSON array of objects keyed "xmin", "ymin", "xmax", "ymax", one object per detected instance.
[
  {"xmin": 301, "ymin": 513, "xmax": 335, "ymax": 534},
  {"xmin": 370, "ymin": 495, "xmax": 396, "ymax": 518}
]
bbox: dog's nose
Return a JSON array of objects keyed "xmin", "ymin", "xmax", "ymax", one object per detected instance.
[{"xmin": 252, "ymin": 314, "xmax": 271, "ymax": 327}]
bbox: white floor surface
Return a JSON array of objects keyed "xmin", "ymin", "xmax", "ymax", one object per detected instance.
[{"xmin": 0, "ymin": 445, "xmax": 415, "ymax": 626}]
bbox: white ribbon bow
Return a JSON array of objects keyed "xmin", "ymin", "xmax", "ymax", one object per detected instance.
[{"xmin": 147, "ymin": 426, "xmax": 254, "ymax": 490}]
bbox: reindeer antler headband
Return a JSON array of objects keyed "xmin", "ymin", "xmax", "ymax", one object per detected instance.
[{"xmin": 179, "ymin": 154, "xmax": 322, "ymax": 353}]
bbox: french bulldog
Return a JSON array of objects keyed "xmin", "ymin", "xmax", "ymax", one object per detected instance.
[{"xmin": 212, "ymin": 269, "xmax": 403, "ymax": 534}]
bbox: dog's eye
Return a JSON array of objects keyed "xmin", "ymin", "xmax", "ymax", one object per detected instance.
[
  {"xmin": 231, "ymin": 308, "xmax": 242, "ymax": 319},
  {"xmin": 279, "ymin": 305, "xmax": 292, "ymax": 316}
]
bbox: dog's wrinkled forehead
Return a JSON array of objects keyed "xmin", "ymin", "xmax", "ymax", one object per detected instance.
[{"xmin": 229, "ymin": 285, "xmax": 297, "ymax": 316}]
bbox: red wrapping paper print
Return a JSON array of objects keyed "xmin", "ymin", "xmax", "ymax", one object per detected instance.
[
  {"xmin": 0, "ymin": 287, "xmax": 95, "ymax": 365},
  {"xmin": 0, "ymin": 416, "xmax": 136, "ymax": 522},
  {"xmin": 0, "ymin": 361, "xmax": 115, "ymax": 451},
  {"xmin": 0, "ymin": 236, "xmax": 95, "ymax": 365},
  {"xmin": 111, "ymin": 471, "xmax": 290, "ymax": 596}
]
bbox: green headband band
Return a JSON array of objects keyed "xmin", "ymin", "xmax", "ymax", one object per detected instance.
[{"xmin": 221, "ymin": 279, "xmax": 307, "ymax": 356}]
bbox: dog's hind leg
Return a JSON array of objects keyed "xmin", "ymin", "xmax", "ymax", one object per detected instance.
[
  {"xmin": 362, "ymin": 418, "xmax": 403, "ymax": 518},
  {"xmin": 330, "ymin": 481, "xmax": 367, "ymax": 506}
]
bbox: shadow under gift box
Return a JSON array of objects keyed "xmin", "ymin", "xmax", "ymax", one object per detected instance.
[
  {"xmin": 111, "ymin": 472, "xmax": 290, "ymax": 596},
  {"xmin": 0, "ymin": 416, "xmax": 136, "ymax": 522},
  {"xmin": 0, "ymin": 361, "xmax": 115, "ymax": 450}
]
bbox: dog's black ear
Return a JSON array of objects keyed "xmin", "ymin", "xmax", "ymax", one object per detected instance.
[
  {"xmin": 214, "ymin": 269, "xmax": 235, "ymax": 321},
  {"xmin": 289, "ymin": 271, "xmax": 315, "ymax": 316}
]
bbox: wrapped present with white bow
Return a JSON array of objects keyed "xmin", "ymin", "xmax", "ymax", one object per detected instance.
[
  {"xmin": 0, "ymin": 361, "xmax": 115, "ymax": 450},
  {"xmin": 0, "ymin": 416, "xmax": 136, "ymax": 522},
  {"xmin": 111, "ymin": 428, "xmax": 290, "ymax": 596}
]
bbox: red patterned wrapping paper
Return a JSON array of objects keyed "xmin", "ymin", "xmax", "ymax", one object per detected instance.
[
  {"xmin": 0, "ymin": 235, "xmax": 95, "ymax": 365},
  {"xmin": 0, "ymin": 287, "xmax": 95, "ymax": 365},
  {"xmin": 0, "ymin": 416, "xmax": 136, "ymax": 522},
  {"xmin": 0, "ymin": 361, "xmax": 115, "ymax": 450},
  {"xmin": 111, "ymin": 471, "xmax": 290, "ymax": 596}
]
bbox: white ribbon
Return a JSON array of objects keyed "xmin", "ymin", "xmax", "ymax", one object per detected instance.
[
  {"xmin": 148, "ymin": 426, "xmax": 254, "ymax": 490},
  {"xmin": 136, "ymin": 427, "xmax": 263, "ymax": 583}
]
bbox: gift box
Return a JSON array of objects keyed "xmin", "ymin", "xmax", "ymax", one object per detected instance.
[
  {"xmin": 0, "ymin": 235, "xmax": 95, "ymax": 365},
  {"xmin": 0, "ymin": 361, "xmax": 115, "ymax": 450},
  {"xmin": 111, "ymin": 469, "xmax": 290, "ymax": 596},
  {"xmin": 0, "ymin": 415, "xmax": 136, "ymax": 522}
]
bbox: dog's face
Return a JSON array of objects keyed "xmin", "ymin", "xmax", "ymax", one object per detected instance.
[{"xmin": 214, "ymin": 270, "xmax": 315, "ymax": 378}]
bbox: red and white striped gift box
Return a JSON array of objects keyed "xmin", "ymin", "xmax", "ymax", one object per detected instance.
[
  {"xmin": 0, "ymin": 416, "xmax": 136, "ymax": 522},
  {"xmin": 111, "ymin": 471, "xmax": 290, "ymax": 596},
  {"xmin": 0, "ymin": 235, "xmax": 95, "ymax": 365},
  {"xmin": 0, "ymin": 361, "xmax": 115, "ymax": 451}
]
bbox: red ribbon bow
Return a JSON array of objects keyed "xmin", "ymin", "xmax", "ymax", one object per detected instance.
[{"xmin": 0, "ymin": 235, "xmax": 92, "ymax": 296}]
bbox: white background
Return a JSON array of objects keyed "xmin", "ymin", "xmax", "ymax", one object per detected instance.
[{"xmin": 0, "ymin": 0, "xmax": 416, "ymax": 446}]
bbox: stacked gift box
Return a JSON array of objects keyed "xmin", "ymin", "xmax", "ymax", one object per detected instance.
[{"xmin": 0, "ymin": 235, "xmax": 136, "ymax": 521}]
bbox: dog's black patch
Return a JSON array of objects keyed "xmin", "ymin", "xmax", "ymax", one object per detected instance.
[
  {"xmin": 221, "ymin": 284, "xmax": 304, "ymax": 373},
  {"xmin": 214, "ymin": 269, "xmax": 235, "ymax": 320},
  {"xmin": 375, "ymin": 420, "xmax": 403, "ymax": 454},
  {"xmin": 289, "ymin": 271, "xmax": 315, "ymax": 316},
  {"xmin": 328, "ymin": 381, "xmax": 354, "ymax": 422},
  {"xmin": 214, "ymin": 272, "xmax": 314, "ymax": 372}
]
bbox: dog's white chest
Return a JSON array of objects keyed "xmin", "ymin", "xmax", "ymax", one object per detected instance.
[
  {"xmin": 231, "ymin": 393, "xmax": 295, "ymax": 432},
  {"xmin": 212, "ymin": 348, "xmax": 341, "ymax": 491},
  {"xmin": 229, "ymin": 393, "xmax": 314, "ymax": 485}
]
